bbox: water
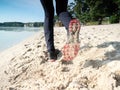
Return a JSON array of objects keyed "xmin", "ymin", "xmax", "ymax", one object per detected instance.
[{"xmin": 0, "ymin": 27, "xmax": 43, "ymax": 52}]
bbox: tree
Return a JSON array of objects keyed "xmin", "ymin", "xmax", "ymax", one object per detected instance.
[
  {"xmin": 69, "ymin": 0, "xmax": 120, "ymax": 24},
  {"xmin": 87, "ymin": 0, "xmax": 119, "ymax": 24},
  {"xmin": 68, "ymin": 0, "xmax": 90, "ymax": 24}
]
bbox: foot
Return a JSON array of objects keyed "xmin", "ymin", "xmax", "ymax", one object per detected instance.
[{"xmin": 62, "ymin": 19, "xmax": 81, "ymax": 61}]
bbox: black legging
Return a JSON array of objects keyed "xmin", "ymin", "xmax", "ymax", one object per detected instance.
[{"xmin": 40, "ymin": 0, "xmax": 72, "ymax": 52}]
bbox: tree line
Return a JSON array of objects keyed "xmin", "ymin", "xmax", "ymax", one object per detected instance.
[
  {"xmin": 0, "ymin": 22, "xmax": 44, "ymax": 27},
  {"xmin": 68, "ymin": 0, "xmax": 120, "ymax": 25}
]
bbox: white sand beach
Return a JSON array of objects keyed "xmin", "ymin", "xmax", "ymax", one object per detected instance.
[{"xmin": 0, "ymin": 24, "xmax": 120, "ymax": 90}]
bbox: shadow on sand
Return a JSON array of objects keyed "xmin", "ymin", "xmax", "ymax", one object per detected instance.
[{"xmin": 84, "ymin": 41, "xmax": 120, "ymax": 69}]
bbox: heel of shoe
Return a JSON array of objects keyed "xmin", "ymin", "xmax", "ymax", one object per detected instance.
[{"xmin": 68, "ymin": 19, "xmax": 81, "ymax": 44}]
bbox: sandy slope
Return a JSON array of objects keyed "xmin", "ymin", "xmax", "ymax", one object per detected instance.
[{"xmin": 0, "ymin": 24, "xmax": 120, "ymax": 90}]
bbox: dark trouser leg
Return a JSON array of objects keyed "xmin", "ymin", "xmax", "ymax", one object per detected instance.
[
  {"xmin": 40, "ymin": 0, "xmax": 55, "ymax": 52},
  {"xmin": 56, "ymin": 0, "xmax": 72, "ymax": 31}
]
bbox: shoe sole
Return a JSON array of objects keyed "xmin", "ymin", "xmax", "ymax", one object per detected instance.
[{"xmin": 62, "ymin": 19, "xmax": 81, "ymax": 61}]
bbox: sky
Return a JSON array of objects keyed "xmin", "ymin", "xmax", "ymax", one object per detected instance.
[{"xmin": 0, "ymin": 0, "xmax": 74, "ymax": 23}]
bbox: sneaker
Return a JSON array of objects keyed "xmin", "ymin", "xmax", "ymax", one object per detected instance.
[
  {"xmin": 62, "ymin": 19, "xmax": 81, "ymax": 61},
  {"xmin": 48, "ymin": 49, "xmax": 61, "ymax": 62},
  {"xmin": 68, "ymin": 19, "xmax": 80, "ymax": 43}
]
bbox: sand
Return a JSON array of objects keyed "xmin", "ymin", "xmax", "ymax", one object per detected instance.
[{"xmin": 0, "ymin": 24, "xmax": 120, "ymax": 90}]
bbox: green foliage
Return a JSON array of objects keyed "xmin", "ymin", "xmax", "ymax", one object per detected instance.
[
  {"xmin": 109, "ymin": 15, "xmax": 119, "ymax": 23},
  {"xmin": 68, "ymin": 0, "xmax": 120, "ymax": 25},
  {"xmin": 34, "ymin": 22, "xmax": 44, "ymax": 27},
  {"xmin": 54, "ymin": 15, "xmax": 59, "ymax": 22},
  {"xmin": 68, "ymin": 2, "xmax": 75, "ymax": 17},
  {"xmin": 68, "ymin": 0, "xmax": 90, "ymax": 24}
]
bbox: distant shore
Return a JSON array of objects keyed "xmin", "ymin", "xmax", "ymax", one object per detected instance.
[{"xmin": 0, "ymin": 22, "xmax": 44, "ymax": 27}]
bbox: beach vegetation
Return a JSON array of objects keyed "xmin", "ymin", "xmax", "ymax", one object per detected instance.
[{"xmin": 68, "ymin": 0, "xmax": 120, "ymax": 25}]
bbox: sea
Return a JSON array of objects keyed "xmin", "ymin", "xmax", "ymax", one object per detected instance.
[{"xmin": 0, "ymin": 27, "xmax": 43, "ymax": 52}]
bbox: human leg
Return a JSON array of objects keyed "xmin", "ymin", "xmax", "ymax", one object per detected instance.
[
  {"xmin": 40, "ymin": 0, "xmax": 55, "ymax": 52},
  {"xmin": 55, "ymin": 0, "xmax": 81, "ymax": 61},
  {"xmin": 40, "ymin": 0, "xmax": 58, "ymax": 61},
  {"xmin": 56, "ymin": 0, "xmax": 72, "ymax": 31}
]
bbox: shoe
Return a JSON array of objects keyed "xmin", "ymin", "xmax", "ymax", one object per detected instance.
[
  {"xmin": 48, "ymin": 49, "xmax": 61, "ymax": 62},
  {"xmin": 68, "ymin": 19, "xmax": 80, "ymax": 43},
  {"xmin": 62, "ymin": 19, "xmax": 81, "ymax": 61}
]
